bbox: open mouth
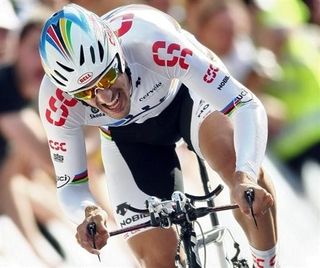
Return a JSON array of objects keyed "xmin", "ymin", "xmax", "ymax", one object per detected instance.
[{"xmin": 102, "ymin": 92, "xmax": 121, "ymax": 111}]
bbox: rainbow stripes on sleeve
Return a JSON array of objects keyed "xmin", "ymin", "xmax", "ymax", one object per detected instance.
[
  {"xmin": 70, "ymin": 170, "xmax": 89, "ymax": 184},
  {"xmin": 220, "ymin": 89, "xmax": 252, "ymax": 116}
]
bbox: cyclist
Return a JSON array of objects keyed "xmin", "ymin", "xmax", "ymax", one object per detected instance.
[{"xmin": 39, "ymin": 4, "xmax": 278, "ymax": 268}]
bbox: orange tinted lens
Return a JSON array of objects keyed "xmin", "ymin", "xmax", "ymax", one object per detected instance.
[
  {"xmin": 73, "ymin": 65, "xmax": 118, "ymax": 100},
  {"xmin": 97, "ymin": 67, "xmax": 118, "ymax": 88},
  {"xmin": 73, "ymin": 87, "xmax": 95, "ymax": 100}
]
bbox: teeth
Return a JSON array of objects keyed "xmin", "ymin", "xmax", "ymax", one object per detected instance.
[{"xmin": 106, "ymin": 92, "xmax": 120, "ymax": 108}]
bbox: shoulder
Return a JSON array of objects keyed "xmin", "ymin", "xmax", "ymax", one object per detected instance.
[
  {"xmin": 38, "ymin": 75, "xmax": 85, "ymax": 129},
  {"xmin": 103, "ymin": 4, "xmax": 181, "ymax": 32},
  {"xmin": 102, "ymin": 5, "xmax": 193, "ymax": 72},
  {"xmin": 0, "ymin": 64, "xmax": 28, "ymax": 113},
  {"xmin": 0, "ymin": 64, "xmax": 11, "ymax": 80},
  {"xmin": 103, "ymin": 5, "xmax": 183, "ymax": 47},
  {"xmin": 0, "ymin": 64, "xmax": 16, "ymax": 90}
]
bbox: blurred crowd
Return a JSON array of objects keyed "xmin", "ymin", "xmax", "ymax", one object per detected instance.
[{"xmin": 0, "ymin": 0, "xmax": 319, "ymax": 267}]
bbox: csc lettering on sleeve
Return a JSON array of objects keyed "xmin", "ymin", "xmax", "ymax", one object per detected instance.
[{"xmin": 152, "ymin": 41, "xmax": 192, "ymax": 70}]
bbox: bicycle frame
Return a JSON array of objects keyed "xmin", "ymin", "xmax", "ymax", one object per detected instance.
[
  {"xmin": 181, "ymin": 156, "xmax": 248, "ymax": 268},
  {"xmin": 196, "ymin": 156, "xmax": 230, "ymax": 268}
]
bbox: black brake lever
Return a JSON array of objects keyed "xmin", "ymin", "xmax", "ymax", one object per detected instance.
[
  {"xmin": 244, "ymin": 188, "xmax": 258, "ymax": 229},
  {"xmin": 87, "ymin": 222, "xmax": 101, "ymax": 262}
]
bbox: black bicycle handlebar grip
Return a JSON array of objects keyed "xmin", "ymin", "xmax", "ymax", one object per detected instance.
[
  {"xmin": 87, "ymin": 222, "xmax": 97, "ymax": 236},
  {"xmin": 244, "ymin": 188, "xmax": 255, "ymax": 204}
]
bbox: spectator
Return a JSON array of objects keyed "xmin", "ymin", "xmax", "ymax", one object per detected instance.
[
  {"xmin": 303, "ymin": 0, "xmax": 320, "ymax": 25},
  {"xmin": 142, "ymin": 0, "xmax": 185, "ymax": 22},
  {"xmin": 244, "ymin": 0, "xmax": 320, "ymax": 192},
  {"xmin": 0, "ymin": 0, "xmax": 20, "ymax": 64},
  {"xmin": 13, "ymin": 0, "xmax": 67, "ymax": 18},
  {"xmin": 68, "ymin": 0, "xmax": 127, "ymax": 15},
  {"xmin": 194, "ymin": 0, "xmax": 279, "ymax": 90},
  {"xmin": 0, "ymin": 8, "xmax": 68, "ymax": 266},
  {"xmin": 183, "ymin": 0, "xmax": 205, "ymax": 33}
]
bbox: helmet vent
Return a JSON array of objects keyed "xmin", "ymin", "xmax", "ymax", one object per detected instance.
[
  {"xmin": 98, "ymin": 41, "xmax": 104, "ymax": 62},
  {"xmin": 80, "ymin": 45, "xmax": 85, "ymax": 66},
  {"xmin": 54, "ymin": 70, "xmax": 68, "ymax": 81},
  {"xmin": 90, "ymin": 46, "xmax": 95, "ymax": 63},
  {"xmin": 56, "ymin": 61, "xmax": 74, "ymax": 72},
  {"xmin": 51, "ymin": 74, "xmax": 66, "ymax": 87}
]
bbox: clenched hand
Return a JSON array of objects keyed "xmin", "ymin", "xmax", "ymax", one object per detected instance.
[{"xmin": 75, "ymin": 205, "xmax": 109, "ymax": 256}]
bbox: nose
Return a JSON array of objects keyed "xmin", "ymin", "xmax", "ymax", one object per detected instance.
[{"xmin": 95, "ymin": 87, "xmax": 113, "ymax": 102}]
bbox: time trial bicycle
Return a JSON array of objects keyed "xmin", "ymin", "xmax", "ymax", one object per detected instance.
[{"xmin": 106, "ymin": 183, "xmax": 251, "ymax": 268}]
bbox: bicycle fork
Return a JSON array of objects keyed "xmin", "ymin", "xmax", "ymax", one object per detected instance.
[
  {"xmin": 197, "ymin": 227, "xmax": 231, "ymax": 268},
  {"xmin": 177, "ymin": 222, "xmax": 202, "ymax": 268},
  {"xmin": 177, "ymin": 223, "xmax": 233, "ymax": 268}
]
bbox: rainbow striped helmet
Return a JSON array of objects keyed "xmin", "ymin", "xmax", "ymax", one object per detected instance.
[{"xmin": 39, "ymin": 4, "xmax": 125, "ymax": 93}]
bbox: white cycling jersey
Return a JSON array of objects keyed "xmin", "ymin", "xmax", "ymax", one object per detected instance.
[{"xmin": 39, "ymin": 5, "xmax": 267, "ymax": 224}]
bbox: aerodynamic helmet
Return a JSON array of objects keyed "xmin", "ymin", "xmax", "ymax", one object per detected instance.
[{"xmin": 39, "ymin": 4, "xmax": 125, "ymax": 94}]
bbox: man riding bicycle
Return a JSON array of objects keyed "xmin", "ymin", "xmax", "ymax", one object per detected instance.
[{"xmin": 39, "ymin": 4, "xmax": 278, "ymax": 267}]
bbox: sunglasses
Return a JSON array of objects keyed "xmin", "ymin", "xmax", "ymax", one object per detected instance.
[{"xmin": 72, "ymin": 58, "xmax": 120, "ymax": 100}]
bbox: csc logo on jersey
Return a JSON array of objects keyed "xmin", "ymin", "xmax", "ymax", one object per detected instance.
[
  {"xmin": 45, "ymin": 89, "xmax": 77, "ymax": 126},
  {"xmin": 152, "ymin": 41, "xmax": 193, "ymax": 70},
  {"xmin": 49, "ymin": 140, "xmax": 67, "ymax": 152},
  {"xmin": 203, "ymin": 64, "xmax": 219, "ymax": 84}
]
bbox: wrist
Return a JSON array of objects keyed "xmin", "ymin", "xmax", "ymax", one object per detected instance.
[
  {"xmin": 233, "ymin": 171, "xmax": 256, "ymax": 185},
  {"xmin": 85, "ymin": 205, "xmax": 104, "ymax": 218}
]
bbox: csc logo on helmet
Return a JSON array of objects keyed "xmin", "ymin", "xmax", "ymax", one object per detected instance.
[{"xmin": 78, "ymin": 72, "xmax": 93, "ymax": 84}]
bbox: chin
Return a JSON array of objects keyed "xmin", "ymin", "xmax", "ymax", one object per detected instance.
[
  {"xmin": 109, "ymin": 113, "xmax": 128, "ymax": 120},
  {"xmin": 106, "ymin": 108, "xmax": 130, "ymax": 120}
]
